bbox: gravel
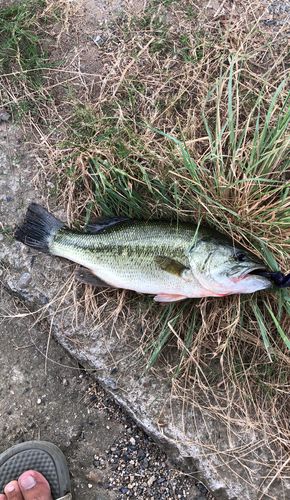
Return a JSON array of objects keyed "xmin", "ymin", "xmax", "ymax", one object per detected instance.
[{"xmin": 86, "ymin": 383, "xmax": 209, "ymax": 500}]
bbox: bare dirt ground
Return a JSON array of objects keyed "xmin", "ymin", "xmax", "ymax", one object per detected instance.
[{"xmin": 0, "ymin": 287, "xmax": 204, "ymax": 500}]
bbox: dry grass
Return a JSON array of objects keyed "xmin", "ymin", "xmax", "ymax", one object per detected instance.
[{"xmin": 1, "ymin": 0, "xmax": 290, "ymax": 496}]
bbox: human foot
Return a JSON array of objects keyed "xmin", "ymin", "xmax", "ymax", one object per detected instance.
[
  {"xmin": 0, "ymin": 470, "xmax": 52, "ymax": 500},
  {"xmin": 0, "ymin": 441, "xmax": 71, "ymax": 500}
]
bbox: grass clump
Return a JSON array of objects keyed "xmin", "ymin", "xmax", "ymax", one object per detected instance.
[
  {"xmin": 48, "ymin": 3, "xmax": 290, "ymax": 357},
  {"xmin": 0, "ymin": 0, "xmax": 47, "ymax": 86}
]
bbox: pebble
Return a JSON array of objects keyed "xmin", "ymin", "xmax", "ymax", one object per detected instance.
[
  {"xmin": 18, "ymin": 273, "xmax": 31, "ymax": 289},
  {"xmin": 92, "ymin": 35, "xmax": 103, "ymax": 45},
  {"xmin": 137, "ymin": 449, "xmax": 146, "ymax": 460},
  {"xmin": 0, "ymin": 111, "xmax": 10, "ymax": 122},
  {"xmin": 147, "ymin": 475, "xmax": 156, "ymax": 487}
]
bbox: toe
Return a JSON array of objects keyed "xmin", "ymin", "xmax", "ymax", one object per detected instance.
[
  {"xmin": 18, "ymin": 471, "xmax": 52, "ymax": 500},
  {"xmin": 4, "ymin": 480, "xmax": 23, "ymax": 499}
]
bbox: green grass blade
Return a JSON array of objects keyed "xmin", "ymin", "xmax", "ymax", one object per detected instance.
[
  {"xmin": 266, "ymin": 303, "xmax": 290, "ymax": 350},
  {"xmin": 251, "ymin": 301, "xmax": 273, "ymax": 361}
]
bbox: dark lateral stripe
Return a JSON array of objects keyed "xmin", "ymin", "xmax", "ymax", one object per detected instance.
[{"xmin": 54, "ymin": 235, "xmax": 186, "ymax": 260}]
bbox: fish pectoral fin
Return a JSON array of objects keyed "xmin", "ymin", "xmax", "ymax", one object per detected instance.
[
  {"xmin": 75, "ymin": 267, "xmax": 110, "ymax": 287},
  {"xmin": 155, "ymin": 256, "xmax": 190, "ymax": 278},
  {"xmin": 86, "ymin": 216, "xmax": 130, "ymax": 234},
  {"xmin": 153, "ymin": 294, "xmax": 187, "ymax": 303}
]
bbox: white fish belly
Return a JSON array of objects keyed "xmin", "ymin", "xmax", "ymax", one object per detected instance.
[
  {"xmin": 51, "ymin": 241, "xmax": 207, "ymax": 297},
  {"xmin": 89, "ymin": 263, "xmax": 207, "ymax": 297}
]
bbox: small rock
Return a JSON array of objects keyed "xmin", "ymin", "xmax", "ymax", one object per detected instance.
[
  {"xmin": 37, "ymin": 398, "xmax": 42, "ymax": 405},
  {"xmin": 137, "ymin": 449, "xmax": 146, "ymax": 460},
  {"xmin": 18, "ymin": 273, "xmax": 32, "ymax": 289},
  {"xmin": 92, "ymin": 35, "xmax": 104, "ymax": 46},
  {"xmin": 105, "ymin": 378, "xmax": 117, "ymax": 390},
  {"xmin": 147, "ymin": 475, "xmax": 156, "ymax": 487},
  {"xmin": 196, "ymin": 482, "xmax": 208, "ymax": 495},
  {"xmin": 0, "ymin": 111, "xmax": 11, "ymax": 122},
  {"xmin": 157, "ymin": 477, "xmax": 166, "ymax": 484},
  {"xmin": 129, "ymin": 437, "xmax": 136, "ymax": 445},
  {"xmin": 87, "ymin": 469, "xmax": 105, "ymax": 483}
]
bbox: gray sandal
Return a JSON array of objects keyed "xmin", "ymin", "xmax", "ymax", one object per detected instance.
[{"xmin": 0, "ymin": 441, "xmax": 71, "ymax": 499}]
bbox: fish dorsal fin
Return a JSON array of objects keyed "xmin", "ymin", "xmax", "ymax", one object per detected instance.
[
  {"xmin": 75, "ymin": 267, "xmax": 110, "ymax": 287},
  {"xmin": 155, "ymin": 256, "xmax": 190, "ymax": 278},
  {"xmin": 86, "ymin": 216, "xmax": 130, "ymax": 234}
]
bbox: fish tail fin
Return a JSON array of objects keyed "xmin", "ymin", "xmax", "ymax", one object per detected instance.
[{"xmin": 15, "ymin": 203, "xmax": 64, "ymax": 253}]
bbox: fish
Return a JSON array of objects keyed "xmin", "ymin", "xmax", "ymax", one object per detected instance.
[{"xmin": 14, "ymin": 203, "xmax": 290, "ymax": 302}]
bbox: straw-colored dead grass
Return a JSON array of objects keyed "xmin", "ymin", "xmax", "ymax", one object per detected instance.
[{"xmin": 1, "ymin": 0, "xmax": 289, "ymax": 496}]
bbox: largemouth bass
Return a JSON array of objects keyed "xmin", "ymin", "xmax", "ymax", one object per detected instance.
[{"xmin": 15, "ymin": 203, "xmax": 289, "ymax": 302}]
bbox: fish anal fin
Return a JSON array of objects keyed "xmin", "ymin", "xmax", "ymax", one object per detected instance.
[
  {"xmin": 154, "ymin": 293, "xmax": 187, "ymax": 303},
  {"xmin": 86, "ymin": 216, "xmax": 130, "ymax": 234},
  {"xmin": 75, "ymin": 267, "xmax": 109, "ymax": 287},
  {"xmin": 155, "ymin": 256, "xmax": 190, "ymax": 278}
]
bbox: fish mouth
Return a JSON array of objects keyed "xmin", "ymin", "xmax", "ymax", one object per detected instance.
[
  {"xmin": 240, "ymin": 265, "xmax": 268, "ymax": 279},
  {"xmin": 243, "ymin": 267, "xmax": 289, "ymax": 288},
  {"xmin": 246, "ymin": 267, "xmax": 269, "ymax": 278},
  {"xmin": 246, "ymin": 268, "xmax": 290, "ymax": 288}
]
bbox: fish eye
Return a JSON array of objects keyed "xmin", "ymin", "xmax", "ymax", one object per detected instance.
[{"xmin": 234, "ymin": 251, "xmax": 246, "ymax": 262}]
